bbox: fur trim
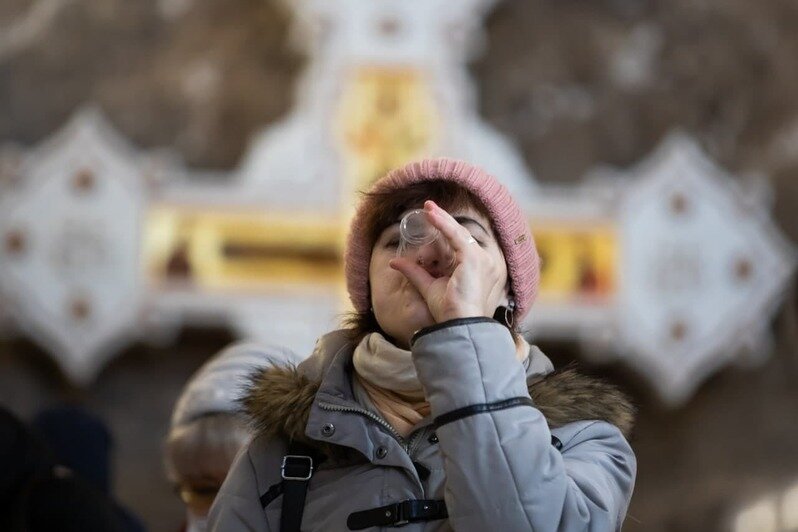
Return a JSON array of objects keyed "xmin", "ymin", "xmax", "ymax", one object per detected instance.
[
  {"xmin": 242, "ymin": 364, "xmax": 636, "ymax": 448},
  {"xmin": 529, "ymin": 365, "xmax": 635, "ymax": 439},
  {"xmin": 242, "ymin": 365, "xmax": 318, "ymax": 445}
]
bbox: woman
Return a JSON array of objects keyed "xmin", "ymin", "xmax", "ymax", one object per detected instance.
[
  {"xmin": 209, "ymin": 158, "xmax": 636, "ymax": 531},
  {"xmin": 166, "ymin": 342, "xmax": 302, "ymax": 531}
]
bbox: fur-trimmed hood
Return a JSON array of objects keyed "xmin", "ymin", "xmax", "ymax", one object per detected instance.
[{"xmin": 241, "ymin": 333, "xmax": 635, "ymax": 448}]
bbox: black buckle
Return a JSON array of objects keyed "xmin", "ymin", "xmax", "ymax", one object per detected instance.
[
  {"xmin": 281, "ymin": 455, "xmax": 313, "ymax": 481},
  {"xmin": 392, "ymin": 500, "xmax": 412, "ymax": 526},
  {"xmin": 347, "ymin": 499, "xmax": 448, "ymax": 530}
]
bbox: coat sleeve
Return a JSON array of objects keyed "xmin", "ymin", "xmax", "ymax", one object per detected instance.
[
  {"xmin": 208, "ymin": 445, "xmax": 272, "ymax": 532},
  {"xmin": 411, "ymin": 318, "xmax": 636, "ymax": 532}
]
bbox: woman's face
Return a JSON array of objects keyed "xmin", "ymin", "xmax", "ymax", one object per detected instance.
[
  {"xmin": 176, "ymin": 473, "xmax": 226, "ymax": 517},
  {"xmin": 369, "ymin": 204, "xmax": 509, "ymax": 348}
]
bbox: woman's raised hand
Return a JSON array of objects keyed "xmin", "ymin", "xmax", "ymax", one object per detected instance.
[{"xmin": 389, "ymin": 200, "xmax": 507, "ymax": 323}]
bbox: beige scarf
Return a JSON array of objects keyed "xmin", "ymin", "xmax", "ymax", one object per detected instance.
[{"xmin": 352, "ymin": 332, "xmax": 530, "ymax": 437}]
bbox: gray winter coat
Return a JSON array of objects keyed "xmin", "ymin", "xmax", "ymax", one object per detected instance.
[{"xmin": 209, "ymin": 318, "xmax": 637, "ymax": 531}]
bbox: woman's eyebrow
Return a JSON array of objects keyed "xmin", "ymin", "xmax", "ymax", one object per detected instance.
[
  {"xmin": 454, "ymin": 216, "xmax": 490, "ymax": 235},
  {"xmin": 378, "ymin": 224, "xmax": 400, "ymax": 241}
]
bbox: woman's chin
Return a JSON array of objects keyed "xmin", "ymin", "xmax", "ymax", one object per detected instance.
[
  {"xmin": 404, "ymin": 302, "xmax": 434, "ymax": 329},
  {"xmin": 380, "ymin": 311, "xmax": 434, "ymax": 349}
]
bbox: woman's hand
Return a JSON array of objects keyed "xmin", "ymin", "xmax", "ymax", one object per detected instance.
[{"xmin": 389, "ymin": 200, "xmax": 507, "ymax": 323}]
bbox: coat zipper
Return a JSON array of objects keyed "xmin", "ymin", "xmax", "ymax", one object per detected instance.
[
  {"xmin": 318, "ymin": 401, "xmax": 432, "ymax": 495},
  {"xmin": 317, "ymin": 401, "xmax": 431, "ymax": 455},
  {"xmin": 405, "ymin": 426, "xmax": 430, "ymax": 457},
  {"xmin": 317, "ymin": 401, "xmax": 407, "ymax": 446}
]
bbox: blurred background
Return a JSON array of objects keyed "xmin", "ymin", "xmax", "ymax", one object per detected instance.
[{"xmin": 1, "ymin": 0, "xmax": 797, "ymax": 530}]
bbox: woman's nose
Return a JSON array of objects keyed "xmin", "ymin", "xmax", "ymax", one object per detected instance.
[{"xmin": 415, "ymin": 240, "xmax": 454, "ymax": 277}]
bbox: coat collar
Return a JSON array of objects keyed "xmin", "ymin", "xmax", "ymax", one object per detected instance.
[{"xmin": 241, "ymin": 331, "xmax": 636, "ymax": 452}]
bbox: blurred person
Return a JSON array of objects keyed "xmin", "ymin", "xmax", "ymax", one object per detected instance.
[
  {"xmin": 0, "ymin": 405, "xmax": 143, "ymax": 532},
  {"xmin": 165, "ymin": 343, "xmax": 303, "ymax": 532},
  {"xmin": 32, "ymin": 405, "xmax": 114, "ymax": 497},
  {"xmin": 210, "ymin": 159, "xmax": 637, "ymax": 531}
]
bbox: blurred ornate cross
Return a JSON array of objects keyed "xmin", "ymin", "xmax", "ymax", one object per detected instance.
[{"xmin": 0, "ymin": 0, "xmax": 794, "ymax": 405}]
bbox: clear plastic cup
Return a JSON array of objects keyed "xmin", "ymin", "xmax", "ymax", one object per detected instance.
[{"xmin": 396, "ymin": 209, "xmax": 456, "ymax": 275}]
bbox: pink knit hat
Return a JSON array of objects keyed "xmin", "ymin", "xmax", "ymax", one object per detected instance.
[{"xmin": 345, "ymin": 158, "xmax": 540, "ymax": 320}]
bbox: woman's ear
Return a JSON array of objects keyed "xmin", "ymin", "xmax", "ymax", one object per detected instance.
[{"xmin": 499, "ymin": 284, "xmax": 512, "ymax": 308}]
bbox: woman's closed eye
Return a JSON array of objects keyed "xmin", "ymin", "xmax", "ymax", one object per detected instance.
[
  {"xmin": 380, "ymin": 227, "xmax": 401, "ymax": 249},
  {"xmin": 468, "ymin": 232, "xmax": 486, "ymax": 248},
  {"xmin": 461, "ymin": 228, "xmax": 490, "ymax": 249},
  {"xmin": 452, "ymin": 217, "xmax": 492, "ymax": 247}
]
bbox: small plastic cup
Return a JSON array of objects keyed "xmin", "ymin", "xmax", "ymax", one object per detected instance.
[{"xmin": 396, "ymin": 209, "xmax": 456, "ymax": 275}]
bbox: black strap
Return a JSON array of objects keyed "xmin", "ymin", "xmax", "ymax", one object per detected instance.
[
  {"xmin": 411, "ymin": 317, "xmax": 497, "ymax": 346},
  {"xmin": 347, "ymin": 499, "xmax": 448, "ymax": 530},
  {"xmin": 278, "ymin": 440, "xmax": 323, "ymax": 532},
  {"xmin": 259, "ymin": 482, "xmax": 283, "ymax": 508},
  {"xmin": 433, "ymin": 396, "xmax": 535, "ymax": 428}
]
